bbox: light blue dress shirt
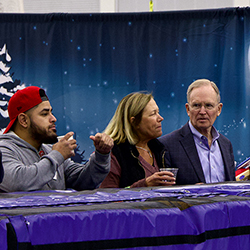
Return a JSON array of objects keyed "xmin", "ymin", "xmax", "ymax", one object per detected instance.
[{"xmin": 189, "ymin": 121, "xmax": 225, "ymax": 183}]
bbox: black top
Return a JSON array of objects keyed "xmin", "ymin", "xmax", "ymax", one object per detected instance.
[{"xmin": 112, "ymin": 139, "xmax": 166, "ymax": 188}]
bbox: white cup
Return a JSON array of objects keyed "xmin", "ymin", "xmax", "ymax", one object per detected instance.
[
  {"xmin": 57, "ymin": 135, "xmax": 74, "ymax": 141},
  {"xmin": 57, "ymin": 134, "xmax": 74, "ymax": 153}
]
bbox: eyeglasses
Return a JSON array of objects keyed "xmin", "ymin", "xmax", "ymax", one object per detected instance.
[{"xmin": 189, "ymin": 103, "xmax": 218, "ymax": 111}]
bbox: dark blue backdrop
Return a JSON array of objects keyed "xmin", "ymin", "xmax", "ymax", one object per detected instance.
[{"xmin": 0, "ymin": 8, "xmax": 249, "ymax": 164}]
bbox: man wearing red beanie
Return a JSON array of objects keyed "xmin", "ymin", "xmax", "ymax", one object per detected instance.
[{"xmin": 0, "ymin": 86, "xmax": 113, "ymax": 192}]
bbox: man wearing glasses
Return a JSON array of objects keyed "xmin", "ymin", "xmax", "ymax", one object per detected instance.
[{"xmin": 159, "ymin": 79, "xmax": 235, "ymax": 185}]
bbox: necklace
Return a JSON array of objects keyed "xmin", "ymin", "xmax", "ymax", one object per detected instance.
[{"xmin": 136, "ymin": 146, "xmax": 152, "ymax": 158}]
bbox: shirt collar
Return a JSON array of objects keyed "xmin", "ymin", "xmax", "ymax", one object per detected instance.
[
  {"xmin": 7, "ymin": 131, "xmax": 19, "ymax": 137},
  {"xmin": 188, "ymin": 120, "xmax": 220, "ymax": 141}
]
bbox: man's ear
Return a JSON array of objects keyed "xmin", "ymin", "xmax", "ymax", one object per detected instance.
[
  {"xmin": 185, "ymin": 103, "xmax": 190, "ymax": 117},
  {"xmin": 17, "ymin": 113, "xmax": 29, "ymax": 128},
  {"xmin": 217, "ymin": 103, "xmax": 223, "ymax": 116}
]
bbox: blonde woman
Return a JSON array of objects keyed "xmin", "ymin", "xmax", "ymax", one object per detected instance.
[{"xmin": 100, "ymin": 92, "xmax": 175, "ymax": 188}]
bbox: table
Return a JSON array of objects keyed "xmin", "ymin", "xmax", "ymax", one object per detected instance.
[{"xmin": 1, "ymin": 182, "xmax": 250, "ymax": 250}]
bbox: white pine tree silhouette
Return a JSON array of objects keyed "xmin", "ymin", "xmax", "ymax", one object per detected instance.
[{"xmin": 0, "ymin": 44, "xmax": 25, "ymax": 133}]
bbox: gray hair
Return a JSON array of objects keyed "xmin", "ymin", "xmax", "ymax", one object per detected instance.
[{"xmin": 187, "ymin": 79, "xmax": 221, "ymax": 103}]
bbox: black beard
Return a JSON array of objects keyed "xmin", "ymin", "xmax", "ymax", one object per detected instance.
[{"xmin": 29, "ymin": 119, "xmax": 58, "ymax": 144}]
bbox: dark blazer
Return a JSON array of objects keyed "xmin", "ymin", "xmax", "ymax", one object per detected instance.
[{"xmin": 159, "ymin": 122, "xmax": 235, "ymax": 185}]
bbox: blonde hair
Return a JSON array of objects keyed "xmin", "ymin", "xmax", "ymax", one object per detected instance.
[
  {"xmin": 187, "ymin": 79, "xmax": 221, "ymax": 103},
  {"xmin": 104, "ymin": 92, "xmax": 153, "ymax": 145}
]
